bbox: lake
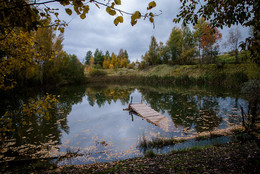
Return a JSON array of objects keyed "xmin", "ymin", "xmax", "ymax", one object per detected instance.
[{"xmin": 0, "ymin": 83, "xmax": 248, "ymax": 170}]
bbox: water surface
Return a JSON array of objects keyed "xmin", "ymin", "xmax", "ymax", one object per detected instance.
[{"xmin": 0, "ymin": 84, "xmax": 247, "ymax": 167}]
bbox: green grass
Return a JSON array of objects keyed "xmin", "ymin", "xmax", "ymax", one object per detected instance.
[{"xmin": 216, "ymin": 54, "xmax": 236, "ymax": 63}]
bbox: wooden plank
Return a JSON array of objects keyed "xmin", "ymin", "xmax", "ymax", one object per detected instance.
[
  {"xmin": 129, "ymin": 103, "xmax": 176, "ymax": 132},
  {"xmin": 141, "ymin": 113, "xmax": 161, "ymax": 117}
]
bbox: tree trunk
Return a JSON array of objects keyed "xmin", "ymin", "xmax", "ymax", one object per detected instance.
[{"xmin": 235, "ymin": 48, "xmax": 239, "ymax": 63}]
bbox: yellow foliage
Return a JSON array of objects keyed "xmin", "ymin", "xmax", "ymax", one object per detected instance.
[{"xmin": 0, "ymin": 30, "xmax": 44, "ymax": 90}]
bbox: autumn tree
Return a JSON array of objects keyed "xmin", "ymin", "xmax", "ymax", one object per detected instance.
[
  {"xmin": 200, "ymin": 24, "xmax": 222, "ymax": 64},
  {"xmin": 34, "ymin": 19, "xmax": 56, "ymax": 84},
  {"xmin": 103, "ymin": 57, "xmax": 110, "ymax": 69},
  {"xmin": 194, "ymin": 18, "xmax": 222, "ymax": 63},
  {"xmin": 0, "ymin": 30, "xmax": 43, "ymax": 90},
  {"xmin": 110, "ymin": 53, "xmax": 117, "ymax": 69},
  {"xmin": 117, "ymin": 49, "xmax": 129, "ymax": 68},
  {"xmin": 34, "ymin": 24, "xmax": 85, "ymax": 85},
  {"xmin": 102, "ymin": 50, "xmax": 111, "ymax": 69},
  {"xmin": 0, "ymin": 0, "xmax": 158, "ymax": 38},
  {"xmin": 174, "ymin": 0, "xmax": 260, "ymax": 64}
]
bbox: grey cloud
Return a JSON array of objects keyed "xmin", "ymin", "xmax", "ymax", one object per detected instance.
[
  {"xmin": 54, "ymin": 1, "xmax": 182, "ymax": 62},
  {"xmin": 48, "ymin": 1, "xmax": 249, "ymax": 63}
]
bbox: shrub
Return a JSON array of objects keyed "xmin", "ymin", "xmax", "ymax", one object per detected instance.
[
  {"xmin": 89, "ymin": 69, "xmax": 107, "ymax": 77},
  {"xmin": 138, "ymin": 61, "xmax": 148, "ymax": 70},
  {"xmin": 228, "ymin": 72, "xmax": 248, "ymax": 86},
  {"xmin": 144, "ymin": 150, "xmax": 156, "ymax": 158},
  {"xmin": 127, "ymin": 62, "xmax": 135, "ymax": 69}
]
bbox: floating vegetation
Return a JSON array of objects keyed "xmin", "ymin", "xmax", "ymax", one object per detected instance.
[{"xmin": 137, "ymin": 125, "xmax": 243, "ymax": 149}]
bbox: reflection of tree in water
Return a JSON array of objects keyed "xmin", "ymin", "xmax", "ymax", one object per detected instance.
[
  {"xmin": 139, "ymin": 88, "xmax": 222, "ymax": 134},
  {"xmin": 195, "ymin": 96, "xmax": 222, "ymax": 132},
  {"xmin": 0, "ymin": 85, "xmax": 86, "ymax": 172},
  {"xmin": 85, "ymin": 86, "xmax": 135, "ymax": 107}
]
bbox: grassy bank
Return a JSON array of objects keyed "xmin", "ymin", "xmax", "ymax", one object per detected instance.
[{"xmin": 86, "ymin": 63, "xmax": 260, "ymax": 88}]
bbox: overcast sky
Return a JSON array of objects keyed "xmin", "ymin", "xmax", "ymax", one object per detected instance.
[{"xmin": 46, "ymin": 0, "xmax": 249, "ymax": 63}]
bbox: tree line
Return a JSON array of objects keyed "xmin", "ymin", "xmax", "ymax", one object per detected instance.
[
  {"xmin": 138, "ymin": 18, "xmax": 253, "ymax": 69},
  {"xmin": 84, "ymin": 48, "xmax": 131, "ymax": 71},
  {"xmin": 139, "ymin": 18, "xmax": 223, "ymax": 69}
]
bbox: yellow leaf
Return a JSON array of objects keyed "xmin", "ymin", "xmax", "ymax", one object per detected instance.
[
  {"xmin": 65, "ymin": 8, "xmax": 72, "ymax": 15},
  {"xmin": 114, "ymin": 19, "xmax": 119, "ymax": 26},
  {"xmin": 80, "ymin": 14, "xmax": 86, "ymax": 19},
  {"xmin": 114, "ymin": 16, "xmax": 123, "ymax": 26},
  {"xmin": 131, "ymin": 11, "xmax": 141, "ymax": 21},
  {"xmin": 131, "ymin": 19, "xmax": 137, "ymax": 26},
  {"xmin": 59, "ymin": 1, "xmax": 70, "ymax": 6},
  {"xmin": 117, "ymin": 16, "xmax": 123, "ymax": 23},
  {"xmin": 22, "ymin": 121, "xmax": 26, "ymax": 125},
  {"xmin": 114, "ymin": 0, "xmax": 121, "ymax": 5},
  {"xmin": 106, "ymin": 7, "xmax": 116, "ymax": 16},
  {"xmin": 83, "ymin": 5, "xmax": 90, "ymax": 14},
  {"xmin": 149, "ymin": 17, "xmax": 154, "ymax": 23},
  {"xmin": 59, "ymin": 27, "xmax": 64, "ymax": 33},
  {"xmin": 147, "ymin": 1, "xmax": 156, "ymax": 10},
  {"xmin": 74, "ymin": 6, "xmax": 80, "ymax": 15},
  {"xmin": 106, "ymin": 7, "xmax": 112, "ymax": 14}
]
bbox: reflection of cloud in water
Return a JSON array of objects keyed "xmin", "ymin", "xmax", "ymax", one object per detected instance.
[
  {"xmin": 60, "ymin": 90, "xmax": 152, "ymax": 164},
  {"xmin": 58, "ymin": 86, "xmax": 248, "ymax": 165}
]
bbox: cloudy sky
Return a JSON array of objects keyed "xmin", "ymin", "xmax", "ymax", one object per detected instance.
[{"xmin": 46, "ymin": 0, "xmax": 249, "ymax": 63}]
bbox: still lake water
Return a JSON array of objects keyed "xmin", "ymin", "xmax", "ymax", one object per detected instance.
[{"xmin": 0, "ymin": 84, "xmax": 248, "ymax": 167}]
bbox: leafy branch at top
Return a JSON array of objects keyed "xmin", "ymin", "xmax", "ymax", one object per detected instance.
[{"xmin": 0, "ymin": 0, "xmax": 160, "ymax": 37}]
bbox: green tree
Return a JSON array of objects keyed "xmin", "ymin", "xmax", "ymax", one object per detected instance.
[
  {"xmin": 193, "ymin": 18, "xmax": 207, "ymax": 59},
  {"xmin": 166, "ymin": 27, "xmax": 183, "ymax": 64},
  {"xmin": 124, "ymin": 50, "xmax": 129, "ymax": 62},
  {"xmin": 93, "ymin": 49, "xmax": 104, "ymax": 68},
  {"xmin": 179, "ymin": 25, "xmax": 196, "ymax": 64},
  {"xmin": 105, "ymin": 50, "xmax": 111, "ymax": 60},
  {"xmin": 84, "ymin": 50, "xmax": 93, "ymax": 65},
  {"xmin": 147, "ymin": 36, "xmax": 160, "ymax": 65}
]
